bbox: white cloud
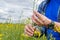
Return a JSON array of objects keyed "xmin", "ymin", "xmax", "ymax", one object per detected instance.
[{"xmin": 0, "ymin": 0, "xmax": 43, "ymax": 23}]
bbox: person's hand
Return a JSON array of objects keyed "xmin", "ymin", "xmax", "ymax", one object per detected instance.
[
  {"xmin": 32, "ymin": 10, "xmax": 52, "ymax": 27},
  {"xmin": 24, "ymin": 24, "xmax": 35, "ymax": 37}
]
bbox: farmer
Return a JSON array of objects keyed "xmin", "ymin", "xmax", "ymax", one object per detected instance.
[{"xmin": 24, "ymin": 0, "xmax": 60, "ymax": 40}]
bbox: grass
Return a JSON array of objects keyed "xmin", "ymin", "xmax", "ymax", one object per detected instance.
[
  {"xmin": 0, "ymin": 23, "xmax": 23, "ymax": 40},
  {"xmin": 0, "ymin": 23, "xmax": 47, "ymax": 40}
]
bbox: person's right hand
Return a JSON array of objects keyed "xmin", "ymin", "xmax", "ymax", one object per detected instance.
[{"xmin": 24, "ymin": 24, "xmax": 35, "ymax": 37}]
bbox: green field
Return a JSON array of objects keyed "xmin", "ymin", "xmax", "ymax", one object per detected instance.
[{"xmin": 0, "ymin": 23, "xmax": 47, "ymax": 40}]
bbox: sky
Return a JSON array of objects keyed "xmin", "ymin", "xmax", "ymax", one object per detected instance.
[{"xmin": 0, "ymin": 0, "xmax": 43, "ymax": 23}]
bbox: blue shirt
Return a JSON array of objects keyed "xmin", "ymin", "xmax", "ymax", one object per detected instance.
[
  {"xmin": 38, "ymin": 0, "xmax": 60, "ymax": 40},
  {"xmin": 45, "ymin": 0, "xmax": 60, "ymax": 40}
]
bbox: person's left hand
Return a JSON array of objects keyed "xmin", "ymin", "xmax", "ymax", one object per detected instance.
[{"xmin": 32, "ymin": 10, "xmax": 52, "ymax": 27}]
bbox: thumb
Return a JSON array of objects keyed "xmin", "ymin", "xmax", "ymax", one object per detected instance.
[{"xmin": 33, "ymin": 27, "xmax": 36, "ymax": 31}]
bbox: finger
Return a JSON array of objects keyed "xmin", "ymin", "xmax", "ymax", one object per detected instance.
[
  {"xmin": 32, "ymin": 14, "xmax": 44, "ymax": 25},
  {"xmin": 33, "ymin": 27, "xmax": 36, "ymax": 30},
  {"xmin": 33, "ymin": 10, "xmax": 48, "ymax": 23},
  {"xmin": 32, "ymin": 17, "xmax": 40, "ymax": 25},
  {"xmin": 28, "ymin": 24, "xmax": 34, "ymax": 32},
  {"xmin": 25, "ymin": 30, "xmax": 33, "ymax": 37},
  {"xmin": 25, "ymin": 25, "xmax": 33, "ymax": 34},
  {"xmin": 32, "ymin": 14, "xmax": 40, "ymax": 24},
  {"xmin": 33, "ymin": 10, "xmax": 43, "ymax": 21}
]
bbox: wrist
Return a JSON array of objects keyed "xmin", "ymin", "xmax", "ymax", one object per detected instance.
[
  {"xmin": 47, "ymin": 21, "xmax": 55, "ymax": 29},
  {"xmin": 48, "ymin": 20, "xmax": 52, "ymax": 25},
  {"xmin": 45, "ymin": 20, "xmax": 52, "ymax": 28}
]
